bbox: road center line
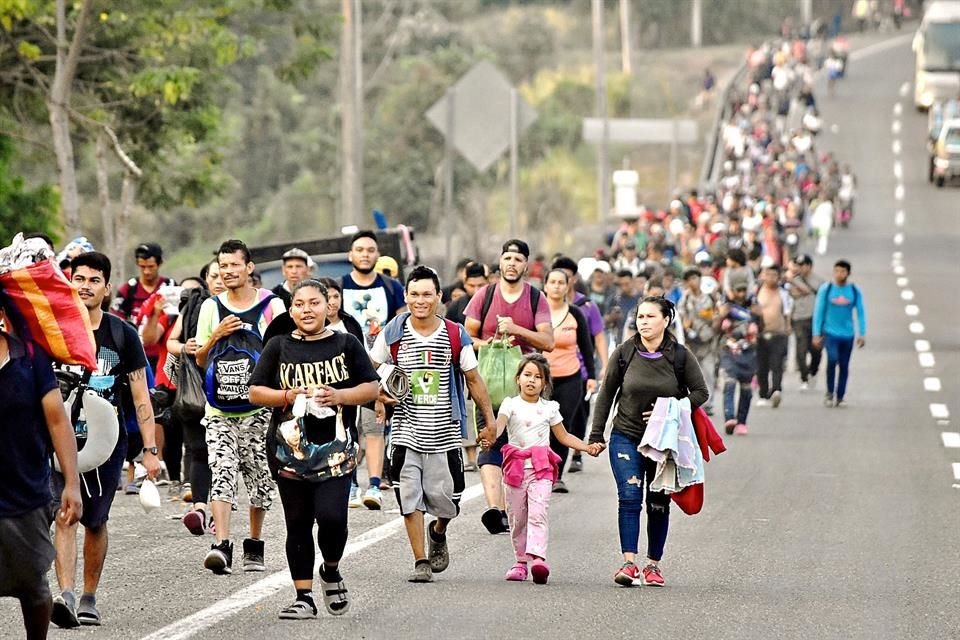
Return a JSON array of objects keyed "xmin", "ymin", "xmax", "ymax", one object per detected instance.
[
  {"xmin": 909, "ymin": 322, "xmax": 925, "ymax": 334},
  {"xmin": 901, "ymin": 289, "xmax": 914, "ymax": 301},
  {"xmin": 926, "ymin": 378, "xmax": 943, "ymax": 392},
  {"xmin": 893, "ymin": 265, "xmax": 905, "ymax": 275},
  {"xmin": 919, "ymin": 352, "xmax": 936, "ymax": 368},
  {"xmin": 894, "ymin": 185, "xmax": 904, "ymax": 201},
  {"xmin": 894, "ymin": 102, "xmax": 902, "ymax": 116},
  {"xmin": 896, "ymin": 277, "xmax": 908, "ymax": 287},
  {"xmin": 894, "ymin": 209, "xmax": 904, "ymax": 226},
  {"xmin": 953, "ymin": 463, "xmax": 960, "ymax": 481},
  {"xmin": 905, "ymin": 304, "xmax": 919, "ymax": 316},
  {"xmin": 931, "ymin": 404, "xmax": 950, "ymax": 420},
  {"xmin": 140, "ymin": 482, "xmax": 487, "ymax": 640},
  {"xmin": 914, "ymin": 339, "xmax": 930, "ymax": 352},
  {"xmin": 892, "ymin": 139, "xmax": 901, "ymax": 155},
  {"xmin": 891, "ymin": 120, "xmax": 901, "ymax": 134}
]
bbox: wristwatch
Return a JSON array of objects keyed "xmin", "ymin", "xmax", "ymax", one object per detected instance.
[{"xmin": 142, "ymin": 446, "xmax": 159, "ymax": 456}]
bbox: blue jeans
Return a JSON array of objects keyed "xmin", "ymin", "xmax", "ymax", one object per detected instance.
[
  {"xmin": 608, "ymin": 430, "xmax": 670, "ymax": 560},
  {"xmin": 824, "ymin": 334, "xmax": 855, "ymax": 400},
  {"xmin": 723, "ymin": 378, "xmax": 753, "ymax": 424}
]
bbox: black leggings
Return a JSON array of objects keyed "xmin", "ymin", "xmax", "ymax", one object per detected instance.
[
  {"xmin": 182, "ymin": 418, "xmax": 210, "ymax": 504},
  {"xmin": 278, "ymin": 474, "xmax": 353, "ymax": 581},
  {"xmin": 550, "ymin": 374, "xmax": 584, "ymax": 480},
  {"xmin": 162, "ymin": 414, "xmax": 184, "ymax": 482}
]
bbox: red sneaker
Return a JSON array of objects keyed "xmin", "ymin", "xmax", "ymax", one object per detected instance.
[
  {"xmin": 614, "ymin": 562, "xmax": 641, "ymax": 587},
  {"xmin": 642, "ymin": 563, "xmax": 665, "ymax": 587}
]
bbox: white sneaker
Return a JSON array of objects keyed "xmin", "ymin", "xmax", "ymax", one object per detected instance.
[
  {"xmin": 348, "ymin": 485, "xmax": 362, "ymax": 509},
  {"xmin": 363, "ymin": 486, "xmax": 383, "ymax": 510},
  {"xmin": 771, "ymin": 391, "xmax": 782, "ymax": 408},
  {"xmin": 756, "ymin": 399, "xmax": 770, "ymax": 407},
  {"xmin": 799, "ymin": 382, "xmax": 810, "ymax": 391}
]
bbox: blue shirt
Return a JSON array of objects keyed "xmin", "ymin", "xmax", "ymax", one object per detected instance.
[
  {"xmin": 0, "ymin": 333, "xmax": 58, "ymax": 517},
  {"xmin": 813, "ymin": 282, "xmax": 866, "ymax": 338}
]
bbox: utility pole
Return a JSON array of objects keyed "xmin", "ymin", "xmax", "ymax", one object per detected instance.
[
  {"xmin": 592, "ymin": 0, "xmax": 610, "ymax": 223},
  {"xmin": 691, "ymin": 0, "xmax": 703, "ymax": 48},
  {"xmin": 353, "ymin": 0, "xmax": 364, "ymax": 225},
  {"xmin": 801, "ymin": 0, "xmax": 812, "ymax": 25},
  {"xmin": 443, "ymin": 90, "xmax": 456, "ymax": 279},
  {"xmin": 619, "ymin": 0, "xmax": 632, "ymax": 75},
  {"xmin": 339, "ymin": 0, "xmax": 359, "ymax": 228}
]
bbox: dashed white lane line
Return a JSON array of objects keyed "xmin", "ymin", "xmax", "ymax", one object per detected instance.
[
  {"xmin": 919, "ymin": 352, "xmax": 936, "ymax": 368},
  {"xmin": 931, "ymin": 404, "xmax": 951, "ymax": 420},
  {"xmin": 915, "ymin": 339, "xmax": 930, "ymax": 352},
  {"xmin": 900, "ymin": 81, "xmax": 910, "ymax": 97},
  {"xmin": 894, "ymin": 102, "xmax": 903, "ymax": 116},
  {"xmin": 942, "ymin": 432, "xmax": 960, "ymax": 448},
  {"xmin": 894, "ymin": 184, "xmax": 905, "ymax": 200},
  {"xmin": 953, "ymin": 463, "xmax": 960, "ymax": 481},
  {"xmin": 905, "ymin": 304, "xmax": 919, "ymax": 316},
  {"xmin": 891, "ymin": 120, "xmax": 901, "ymax": 134},
  {"xmin": 893, "ymin": 232, "xmax": 904, "ymax": 245},
  {"xmin": 893, "ymin": 251, "xmax": 903, "ymax": 260},
  {"xmin": 901, "ymin": 289, "xmax": 914, "ymax": 301},
  {"xmin": 139, "ymin": 482, "xmax": 487, "ymax": 640},
  {"xmin": 894, "ymin": 209, "xmax": 904, "ymax": 226},
  {"xmin": 926, "ymin": 378, "xmax": 943, "ymax": 392},
  {"xmin": 896, "ymin": 277, "xmax": 909, "ymax": 287},
  {"xmin": 892, "ymin": 139, "xmax": 902, "ymax": 155},
  {"xmin": 893, "ymin": 265, "xmax": 905, "ymax": 275},
  {"xmin": 909, "ymin": 322, "xmax": 925, "ymax": 334}
]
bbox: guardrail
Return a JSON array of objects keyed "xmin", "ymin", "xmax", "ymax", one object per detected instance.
[{"xmin": 698, "ymin": 61, "xmax": 748, "ymax": 194}]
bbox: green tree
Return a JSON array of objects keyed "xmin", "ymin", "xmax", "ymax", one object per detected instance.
[{"xmin": 0, "ymin": 134, "xmax": 59, "ymax": 243}]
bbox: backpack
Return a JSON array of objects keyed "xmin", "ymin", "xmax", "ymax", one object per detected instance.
[
  {"xmin": 204, "ymin": 294, "xmax": 275, "ymax": 412},
  {"xmin": 388, "ymin": 317, "xmax": 463, "ymax": 375},
  {"xmin": 478, "ymin": 283, "xmax": 541, "ymax": 333}
]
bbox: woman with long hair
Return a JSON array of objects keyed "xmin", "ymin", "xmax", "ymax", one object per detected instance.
[
  {"xmin": 541, "ymin": 269, "xmax": 596, "ymax": 493},
  {"xmin": 589, "ymin": 296, "xmax": 709, "ymax": 588}
]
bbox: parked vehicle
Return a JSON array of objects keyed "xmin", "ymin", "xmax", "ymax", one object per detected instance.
[
  {"xmin": 913, "ymin": 1, "xmax": 960, "ymax": 110},
  {"xmin": 931, "ymin": 118, "xmax": 960, "ymax": 187}
]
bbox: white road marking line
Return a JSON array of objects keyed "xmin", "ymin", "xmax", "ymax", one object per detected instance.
[
  {"xmin": 894, "ymin": 103, "xmax": 903, "ymax": 116},
  {"xmin": 942, "ymin": 432, "xmax": 960, "ymax": 447},
  {"xmin": 893, "ymin": 232, "xmax": 904, "ymax": 245},
  {"xmin": 892, "ymin": 139, "xmax": 901, "ymax": 155},
  {"xmin": 953, "ymin": 463, "xmax": 960, "ymax": 481},
  {"xmin": 931, "ymin": 404, "xmax": 950, "ymax": 419},
  {"xmin": 914, "ymin": 339, "xmax": 930, "ymax": 352},
  {"xmin": 894, "ymin": 185, "xmax": 904, "ymax": 201},
  {"xmin": 909, "ymin": 322, "xmax": 925, "ymax": 334},
  {"xmin": 140, "ymin": 482, "xmax": 487, "ymax": 640},
  {"xmin": 896, "ymin": 277, "xmax": 908, "ymax": 287},
  {"xmin": 893, "ymin": 265, "xmax": 905, "ymax": 275},
  {"xmin": 899, "ymin": 81, "xmax": 910, "ymax": 96},
  {"xmin": 893, "ymin": 251, "xmax": 903, "ymax": 260},
  {"xmin": 919, "ymin": 352, "xmax": 936, "ymax": 368},
  {"xmin": 901, "ymin": 289, "xmax": 914, "ymax": 301},
  {"xmin": 894, "ymin": 209, "xmax": 904, "ymax": 226},
  {"xmin": 891, "ymin": 120, "xmax": 901, "ymax": 135},
  {"xmin": 905, "ymin": 304, "xmax": 919, "ymax": 316},
  {"xmin": 926, "ymin": 378, "xmax": 943, "ymax": 392}
]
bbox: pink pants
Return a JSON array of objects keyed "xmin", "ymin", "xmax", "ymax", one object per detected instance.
[{"xmin": 504, "ymin": 468, "xmax": 552, "ymax": 561}]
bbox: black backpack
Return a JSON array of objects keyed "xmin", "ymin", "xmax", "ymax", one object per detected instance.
[
  {"xmin": 610, "ymin": 336, "xmax": 689, "ymax": 409},
  {"xmin": 203, "ymin": 295, "xmax": 275, "ymax": 413}
]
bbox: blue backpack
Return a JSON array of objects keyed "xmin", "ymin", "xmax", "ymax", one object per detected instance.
[{"xmin": 204, "ymin": 295, "xmax": 275, "ymax": 413}]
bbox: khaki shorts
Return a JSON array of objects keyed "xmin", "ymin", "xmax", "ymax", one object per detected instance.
[{"xmin": 357, "ymin": 406, "xmax": 384, "ymax": 438}]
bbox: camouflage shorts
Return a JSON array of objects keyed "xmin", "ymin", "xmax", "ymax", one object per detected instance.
[{"xmin": 205, "ymin": 411, "xmax": 275, "ymax": 510}]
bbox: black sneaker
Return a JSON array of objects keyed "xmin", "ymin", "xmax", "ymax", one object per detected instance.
[
  {"xmin": 242, "ymin": 538, "xmax": 265, "ymax": 572},
  {"xmin": 427, "ymin": 521, "xmax": 449, "ymax": 573},
  {"xmin": 823, "ymin": 393, "xmax": 835, "ymax": 408},
  {"xmin": 552, "ymin": 479, "xmax": 569, "ymax": 494},
  {"xmin": 481, "ymin": 507, "xmax": 507, "ymax": 534},
  {"xmin": 568, "ymin": 456, "xmax": 583, "ymax": 473},
  {"xmin": 204, "ymin": 540, "xmax": 233, "ymax": 575},
  {"xmin": 51, "ymin": 590, "xmax": 80, "ymax": 628}
]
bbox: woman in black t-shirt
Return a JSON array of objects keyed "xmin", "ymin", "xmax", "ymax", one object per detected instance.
[{"xmin": 250, "ymin": 280, "xmax": 378, "ymax": 620}]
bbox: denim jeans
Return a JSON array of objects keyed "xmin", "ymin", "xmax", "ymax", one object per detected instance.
[
  {"xmin": 608, "ymin": 430, "xmax": 670, "ymax": 560},
  {"xmin": 723, "ymin": 378, "xmax": 753, "ymax": 424},
  {"xmin": 824, "ymin": 334, "xmax": 855, "ymax": 400}
]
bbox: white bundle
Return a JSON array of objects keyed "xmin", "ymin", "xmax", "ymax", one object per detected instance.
[{"xmin": 0, "ymin": 233, "xmax": 55, "ymax": 275}]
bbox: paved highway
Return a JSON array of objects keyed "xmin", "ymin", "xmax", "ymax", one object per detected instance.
[{"xmin": 3, "ymin": 32, "xmax": 959, "ymax": 640}]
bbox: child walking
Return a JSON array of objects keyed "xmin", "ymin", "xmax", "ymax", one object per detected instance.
[{"xmin": 479, "ymin": 354, "xmax": 604, "ymax": 585}]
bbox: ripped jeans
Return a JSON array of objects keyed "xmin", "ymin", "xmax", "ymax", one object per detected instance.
[{"xmin": 608, "ymin": 429, "xmax": 671, "ymax": 560}]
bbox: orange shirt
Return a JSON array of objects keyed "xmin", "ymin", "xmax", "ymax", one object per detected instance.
[{"xmin": 544, "ymin": 310, "xmax": 581, "ymax": 377}]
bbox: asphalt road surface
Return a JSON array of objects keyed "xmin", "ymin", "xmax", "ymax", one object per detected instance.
[{"xmin": 3, "ymin": 32, "xmax": 959, "ymax": 640}]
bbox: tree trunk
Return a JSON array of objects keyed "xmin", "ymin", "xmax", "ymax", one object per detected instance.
[
  {"xmin": 114, "ymin": 171, "xmax": 138, "ymax": 285},
  {"xmin": 48, "ymin": 0, "xmax": 92, "ymax": 237},
  {"xmin": 94, "ymin": 135, "xmax": 117, "ymax": 269}
]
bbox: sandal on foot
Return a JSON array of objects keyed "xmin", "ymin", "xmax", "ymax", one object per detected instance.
[
  {"xmin": 530, "ymin": 559, "xmax": 550, "ymax": 585},
  {"xmin": 504, "ymin": 563, "xmax": 528, "ymax": 581},
  {"xmin": 319, "ymin": 577, "xmax": 350, "ymax": 615},
  {"xmin": 278, "ymin": 599, "xmax": 317, "ymax": 620}
]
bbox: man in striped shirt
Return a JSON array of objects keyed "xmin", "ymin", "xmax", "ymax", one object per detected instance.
[{"xmin": 371, "ymin": 266, "xmax": 495, "ymax": 583}]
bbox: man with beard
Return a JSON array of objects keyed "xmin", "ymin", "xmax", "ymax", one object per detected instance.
[
  {"xmin": 464, "ymin": 240, "xmax": 553, "ymax": 534},
  {"xmin": 340, "ymin": 231, "xmax": 406, "ymax": 510}
]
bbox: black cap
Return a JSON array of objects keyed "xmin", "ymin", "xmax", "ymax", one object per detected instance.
[
  {"xmin": 135, "ymin": 242, "xmax": 163, "ymax": 262},
  {"xmin": 465, "ymin": 262, "xmax": 487, "ymax": 279},
  {"xmin": 501, "ymin": 239, "xmax": 530, "ymax": 259},
  {"xmin": 794, "ymin": 253, "xmax": 813, "ymax": 266}
]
